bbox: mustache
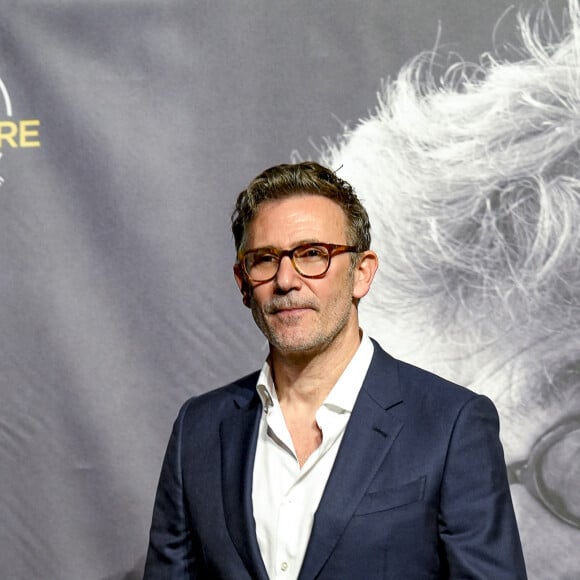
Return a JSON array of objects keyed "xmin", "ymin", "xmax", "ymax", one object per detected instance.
[{"xmin": 263, "ymin": 297, "xmax": 318, "ymax": 314}]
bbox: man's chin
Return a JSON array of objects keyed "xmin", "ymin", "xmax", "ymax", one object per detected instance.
[
  {"xmin": 269, "ymin": 337, "xmax": 324, "ymax": 355},
  {"xmin": 265, "ymin": 329, "xmax": 333, "ymax": 357}
]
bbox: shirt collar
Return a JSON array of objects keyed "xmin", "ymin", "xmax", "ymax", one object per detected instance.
[
  {"xmin": 256, "ymin": 362, "xmax": 276, "ymax": 412},
  {"xmin": 255, "ymin": 331, "xmax": 374, "ymax": 414}
]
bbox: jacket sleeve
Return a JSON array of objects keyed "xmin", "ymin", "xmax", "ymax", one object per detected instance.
[
  {"xmin": 438, "ymin": 394, "xmax": 528, "ymax": 579},
  {"xmin": 143, "ymin": 402, "xmax": 199, "ymax": 580}
]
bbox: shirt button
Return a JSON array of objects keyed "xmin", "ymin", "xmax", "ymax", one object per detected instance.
[{"xmin": 281, "ymin": 562, "xmax": 289, "ymax": 571}]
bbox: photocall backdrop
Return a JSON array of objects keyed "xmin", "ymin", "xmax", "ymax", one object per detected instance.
[{"xmin": 0, "ymin": 1, "xmax": 577, "ymax": 578}]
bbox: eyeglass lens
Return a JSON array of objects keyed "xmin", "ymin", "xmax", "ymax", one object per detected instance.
[
  {"xmin": 539, "ymin": 425, "xmax": 580, "ymax": 524},
  {"xmin": 508, "ymin": 416, "xmax": 580, "ymax": 528},
  {"xmin": 245, "ymin": 245, "xmax": 331, "ymax": 281}
]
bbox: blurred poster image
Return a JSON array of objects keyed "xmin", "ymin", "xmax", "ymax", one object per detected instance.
[
  {"xmin": 323, "ymin": 0, "xmax": 580, "ymax": 577},
  {"xmin": 1, "ymin": 0, "xmax": 578, "ymax": 578}
]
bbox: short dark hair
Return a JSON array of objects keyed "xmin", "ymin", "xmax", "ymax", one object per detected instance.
[{"xmin": 231, "ymin": 161, "xmax": 371, "ymax": 254}]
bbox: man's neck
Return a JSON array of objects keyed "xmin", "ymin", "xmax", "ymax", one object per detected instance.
[{"xmin": 270, "ymin": 324, "xmax": 362, "ymax": 411}]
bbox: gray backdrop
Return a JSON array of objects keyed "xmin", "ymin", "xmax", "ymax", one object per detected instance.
[{"xmin": 1, "ymin": 1, "xmax": 577, "ymax": 579}]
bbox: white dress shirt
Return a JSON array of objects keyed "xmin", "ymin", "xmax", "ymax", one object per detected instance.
[{"xmin": 251, "ymin": 333, "xmax": 374, "ymax": 579}]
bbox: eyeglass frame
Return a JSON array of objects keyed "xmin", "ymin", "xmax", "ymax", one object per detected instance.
[
  {"xmin": 507, "ymin": 414, "xmax": 580, "ymax": 528},
  {"xmin": 236, "ymin": 242, "xmax": 360, "ymax": 283}
]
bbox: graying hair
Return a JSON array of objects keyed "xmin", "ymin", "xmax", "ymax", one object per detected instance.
[{"xmin": 323, "ymin": 0, "xmax": 580, "ymax": 345}]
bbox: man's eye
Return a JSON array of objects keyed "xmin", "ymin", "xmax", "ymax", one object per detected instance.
[
  {"xmin": 254, "ymin": 253, "xmax": 278, "ymax": 265},
  {"xmin": 297, "ymin": 247, "xmax": 326, "ymax": 259}
]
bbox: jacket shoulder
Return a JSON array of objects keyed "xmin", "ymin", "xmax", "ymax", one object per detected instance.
[
  {"xmin": 369, "ymin": 338, "xmax": 486, "ymax": 409},
  {"xmin": 178, "ymin": 370, "xmax": 261, "ymax": 422}
]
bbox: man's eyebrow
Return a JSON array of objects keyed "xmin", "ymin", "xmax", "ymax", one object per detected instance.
[{"xmin": 293, "ymin": 239, "xmax": 323, "ymax": 246}]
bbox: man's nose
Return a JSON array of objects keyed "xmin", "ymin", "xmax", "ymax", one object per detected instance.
[{"xmin": 274, "ymin": 255, "xmax": 302, "ymax": 292}]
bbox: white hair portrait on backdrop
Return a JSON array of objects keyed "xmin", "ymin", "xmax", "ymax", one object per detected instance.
[{"xmin": 321, "ymin": 0, "xmax": 580, "ymax": 577}]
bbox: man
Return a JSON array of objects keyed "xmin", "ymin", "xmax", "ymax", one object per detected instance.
[
  {"xmin": 321, "ymin": 1, "xmax": 580, "ymax": 577},
  {"xmin": 144, "ymin": 161, "xmax": 526, "ymax": 578}
]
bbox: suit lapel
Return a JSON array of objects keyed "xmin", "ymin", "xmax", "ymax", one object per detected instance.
[
  {"xmin": 298, "ymin": 345, "xmax": 404, "ymax": 580},
  {"xmin": 220, "ymin": 377, "xmax": 270, "ymax": 580}
]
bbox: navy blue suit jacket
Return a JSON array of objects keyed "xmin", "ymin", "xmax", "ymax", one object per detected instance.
[{"xmin": 144, "ymin": 341, "xmax": 527, "ymax": 579}]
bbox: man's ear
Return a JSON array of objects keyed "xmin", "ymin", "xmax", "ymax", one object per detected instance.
[
  {"xmin": 233, "ymin": 264, "xmax": 252, "ymax": 308},
  {"xmin": 352, "ymin": 250, "xmax": 379, "ymax": 300}
]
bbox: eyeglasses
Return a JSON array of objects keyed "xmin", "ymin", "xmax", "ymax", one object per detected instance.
[
  {"xmin": 507, "ymin": 414, "xmax": 580, "ymax": 528},
  {"xmin": 238, "ymin": 242, "xmax": 359, "ymax": 283}
]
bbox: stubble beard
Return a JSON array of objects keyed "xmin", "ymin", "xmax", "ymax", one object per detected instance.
[{"xmin": 249, "ymin": 283, "xmax": 355, "ymax": 356}]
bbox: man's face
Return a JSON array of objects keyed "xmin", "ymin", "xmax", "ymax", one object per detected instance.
[{"xmin": 235, "ymin": 194, "xmax": 366, "ymax": 356}]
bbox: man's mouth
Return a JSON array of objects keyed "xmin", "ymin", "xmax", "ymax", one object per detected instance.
[
  {"xmin": 266, "ymin": 301, "xmax": 316, "ymax": 315},
  {"xmin": 272, "ymin": 306, "xmax": 311, "ymax": 315}
]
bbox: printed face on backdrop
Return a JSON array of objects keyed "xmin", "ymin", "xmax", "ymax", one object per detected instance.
[
  {"xmin": 323, "ymin": 115, "xmax": 580, "ymax": 580},
  {"xmin": 234, "ymin": 195, "xmax": 376, "ymax": 357},
  {"xmin": 320, "ymin": 3, "xmax": 580, "ymax": 572}
]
